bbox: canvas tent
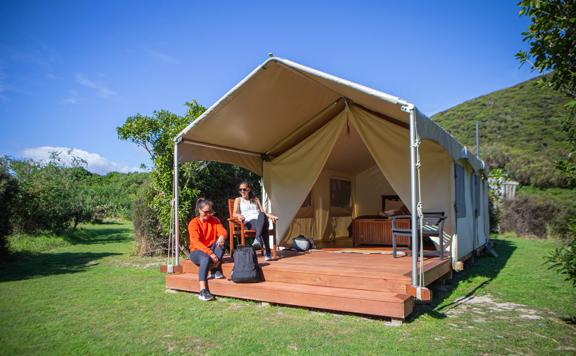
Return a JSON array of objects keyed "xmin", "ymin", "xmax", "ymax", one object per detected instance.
[{"xmin": 172, "ymin": 57, "xmax": 490, "ymax": 289}]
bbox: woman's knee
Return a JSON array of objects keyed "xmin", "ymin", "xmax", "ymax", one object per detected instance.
[{"xmin": 190, "ymin": 251, "xmax": 210, "ymax": 266}]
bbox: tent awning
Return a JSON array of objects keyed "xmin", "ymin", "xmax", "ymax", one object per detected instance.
[{"xmin": 176, "ymin": 57, "xmax": 485, "ymax": 174}]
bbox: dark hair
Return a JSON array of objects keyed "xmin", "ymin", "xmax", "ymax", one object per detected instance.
[
  {"xmin": 195, "ymin": 198, "xmax": 214, "ymax": 216},
  {"xmin": 238, "ymin": 181, "xmax": 256, "ymax": 200}
]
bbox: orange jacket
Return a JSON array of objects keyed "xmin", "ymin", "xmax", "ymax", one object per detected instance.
[{"xmin": 188, "ymin": 216, "xmax": 227, "ymax": 255}]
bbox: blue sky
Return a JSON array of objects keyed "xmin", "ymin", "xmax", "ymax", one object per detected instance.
[{"xmin": 0, "ymin": 0, "xmax": 535, "ymax": 174}]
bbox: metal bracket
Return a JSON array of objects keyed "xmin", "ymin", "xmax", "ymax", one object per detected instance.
[
  {"xmin": 174, "ymin": 136, "xmax": 183, "ymax": 144},
  {"xmin": 261, "ymin": 153, "xmax": 272, "ymax": 161},
  {"xmin": 400, "ymin": 104, "xmax": 414, "ymax": 113}
]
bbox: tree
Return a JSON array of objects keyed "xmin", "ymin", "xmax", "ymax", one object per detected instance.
[
  {"xmin": 516, "ymin": 0, "xmax": 576, "ymax": 185},
  {"xmin": 8, "ymin": 154, "xmax": 95, "ymax": 234},
  {"xmin": 517, "ymin": 0, "xmax": 576, "ymax": 286},
  {"xmin": 117, "ymin": 101, "xmax": 260, "ymax": 255},
  {"xmin": 118, "ymin": 101, "xmax": 204, "ymax": 241}
]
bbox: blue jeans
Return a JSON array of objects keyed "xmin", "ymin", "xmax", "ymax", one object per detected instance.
[
  {"xmin": 189, "ymin": 243, "xmax": 224, "ymax": 282},
  {"xmin": 244, "ymin": 212, "xmax": 271, "ymax": 255}
]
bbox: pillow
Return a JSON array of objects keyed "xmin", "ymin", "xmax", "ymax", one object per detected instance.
[{"xmin": 378, "ymin": 209, "xmax": 400, "ymax": 217}]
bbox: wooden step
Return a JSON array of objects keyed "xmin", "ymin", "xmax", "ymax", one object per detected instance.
[
  {"xmin": 166, "ymin": 273, "xmax": 413, "ymax": 319},
  {"xmin": 181, "ymin": 260, "xmax": 410, "ymax": 293}
]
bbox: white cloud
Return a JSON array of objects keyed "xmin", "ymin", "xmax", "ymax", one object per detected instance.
[
  {"xmin": 60, "ymin": 90, "xmax": 79, "ymax": 105},
  {"xmin": 22, "ymin": 146, "xmax": 143, "ymax": 175},
  {"xmin": 75, "ymin": 73, "xmax": 116, "ymax": 98},
  {"xmin": 145, "ymin": 49, "xmax": 179, "ymax": 64}
]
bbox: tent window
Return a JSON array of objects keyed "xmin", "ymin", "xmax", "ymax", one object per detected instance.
[
  {"xmin": 454, "ymin": 163, "xmax": 467, "ymax": 218},
  {"xmin": 330, "ymin": 178, "xmax": 351, "ymax": 208}
]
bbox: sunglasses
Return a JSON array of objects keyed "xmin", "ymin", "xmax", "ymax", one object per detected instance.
[{"xmin": 239, "ymin": 188, "xmax": 250, "ymax": 192}]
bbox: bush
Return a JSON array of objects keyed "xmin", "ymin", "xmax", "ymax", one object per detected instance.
[
  {"xmin": 501, "ymin": 195, "xmax": 559, "ymax": 238},
  {"xmin": 0, "ymin": 159, "xmax": 18, "ymax": 257},
  {"xmin": 132, "ymin": 184, "xmax": 165, "ymax": 256},
  {"xmin": 9, "ymin": 159, "xmax": 94, "ymax": 234},
  {"xmin": 546, "ymin": 237, "xmax": 576, "ymax": 287}
]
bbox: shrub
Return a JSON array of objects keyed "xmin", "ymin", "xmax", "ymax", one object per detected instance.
[
  {"xmin": 0, "ymin": 159, "xmax": 18, "ymax": 257},
  {"xmin": 132, "ymin": 183, "xmax": 165, "ymax": 256},
  {"xmin": 546, "ymin": 236, "xmax": 576, "ymax": 287},
  {"xmin": 501, "ymin": 195, "xmax": 559, "ymax": 238},
  {"xmin": 508, "ymin": 186, "xmax": 576, "ymax": 240},
  {"xmin": 9, "ymin": 158, "xmax": 94, "ymax": 234}
]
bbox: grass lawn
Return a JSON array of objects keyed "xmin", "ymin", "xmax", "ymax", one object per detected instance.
[{"xmin": 1, "ymin": 223, "xmax": 575, "ymax": 355}]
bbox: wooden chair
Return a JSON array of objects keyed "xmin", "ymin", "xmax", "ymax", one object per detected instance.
[
  {"xmin": 391, "ymin": 212, "xmax": 447, "ymax": 258},
  {"xmin": 227, "ymin": 199, "xmax": 277, "ymax": 259}
]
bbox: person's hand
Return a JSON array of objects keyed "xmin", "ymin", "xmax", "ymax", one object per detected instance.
[
  {"xmin": 210, "ymin": 253, "xmax": 219, "ymax": 264},
  {"xmin": 217, "ymin": 236, "xmax": 226, "ymax": 247},
  {"xmin": 236, "ymin": 214, "xmax": 245, "ymax": 222},
  {"xmin": 268, "ymin": 214, "xmax": 279, "ymax": 223}
]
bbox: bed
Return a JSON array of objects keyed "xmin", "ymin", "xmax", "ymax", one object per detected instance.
[
  {"xmin": 351, "ymin": 195, "xmax": 411, "ymax": 247},
  {"xmin": 352, "ymin": 217, "xmax": 411, "ymax": 247}
]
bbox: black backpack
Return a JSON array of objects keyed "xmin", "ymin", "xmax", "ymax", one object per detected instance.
[{"xmin": 231, "ymin": 246, "xmax": 263, "ymax": 283}]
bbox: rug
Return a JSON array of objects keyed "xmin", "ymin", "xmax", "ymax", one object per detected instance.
[{"xmin": 330, "ymin": 249, "xmax": 407, "ymax": 257}]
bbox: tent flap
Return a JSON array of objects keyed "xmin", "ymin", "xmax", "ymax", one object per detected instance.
[{"xmin": 263, "ymin": 108, "xmax": 349, "ymax": 241}]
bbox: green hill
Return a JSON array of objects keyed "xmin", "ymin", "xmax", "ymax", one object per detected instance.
[{"xmin": 432, "ymin": 76, "xmax": 572, "ymax": 188}]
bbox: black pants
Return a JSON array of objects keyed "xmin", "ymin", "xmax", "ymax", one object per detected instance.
[
  {"xmin": 244, "ymin": 212, "xmax": 271, "ymax": 255},
  {"xmin": 189, "ymin": 243, "xmax": 224, "ymax": 282}
]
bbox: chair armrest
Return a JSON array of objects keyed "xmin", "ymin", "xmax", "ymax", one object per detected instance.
[{"xmin": 227, "ymin": 217, "xmax": 244, "ymax": 226}]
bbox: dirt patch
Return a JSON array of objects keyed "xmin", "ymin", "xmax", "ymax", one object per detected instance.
[
  {"xmin": 447, "ymin": 294, "xmax": 544, "ymax": 318},
  {"xmin": 227, "ymin": 303, "xmax": 245, "ymax": 311}
]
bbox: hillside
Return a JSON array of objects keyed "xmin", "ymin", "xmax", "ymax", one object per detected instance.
[{"xmin": 432, "ymin": 76, "xmax": 572, "ymax": 187}]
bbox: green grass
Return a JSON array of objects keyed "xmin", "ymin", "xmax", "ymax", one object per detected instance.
[{"xmin": 1, "ymin": 224, "xmax": 575, "ymax": 355}]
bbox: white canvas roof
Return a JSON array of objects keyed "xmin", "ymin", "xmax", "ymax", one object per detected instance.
[
  {"xmin": 176, "ymin": 57, "xmax": 485, "ymax": 175},
  {"xmin": 174, "ymin": 56, "xmax": 490, "ymax": 263}
]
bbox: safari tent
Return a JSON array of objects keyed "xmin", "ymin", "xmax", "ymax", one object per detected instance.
[{"xmin": 165, "ymin": 57, "xmax": 490, "ymax": 319}]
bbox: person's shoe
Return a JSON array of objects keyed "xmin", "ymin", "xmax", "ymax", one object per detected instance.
[
  {"xmin": 252, "ymin": 238, "xmax": 262, "ymax": 249},
  {"xmin": 198, "ymin": 288, "xmax": 215, "ymax": 301},
  {"xmin": 264, "ymin": 253, "xmax": 272, "ymax": 261},
  {"xmin": 209, "ymin": 270, "xmax": 225, "ymax": 279}
]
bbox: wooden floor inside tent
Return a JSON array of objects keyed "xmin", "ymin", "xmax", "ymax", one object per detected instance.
[{"xmin": 165, "ymin": 248, "xmax": 451, "ymax": 320}]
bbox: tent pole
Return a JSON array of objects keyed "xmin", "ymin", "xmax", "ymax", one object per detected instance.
[
  {"xmin": 174, "ymin": 139, "xmax": 181, "ymax": 266},
  {"xmin": 407, "ymin": 104, "xmax": 418, "ymax": 288}
]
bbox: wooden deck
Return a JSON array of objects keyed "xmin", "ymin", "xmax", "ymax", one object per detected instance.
[{"xmin": 165, "ymin": 249, "xmax": 451, "ymax": 320}]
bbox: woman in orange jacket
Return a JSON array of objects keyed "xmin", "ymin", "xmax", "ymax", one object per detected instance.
[{"xmin": 188, "ymin": 198, "xmax": 227, "ymax": 301}]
